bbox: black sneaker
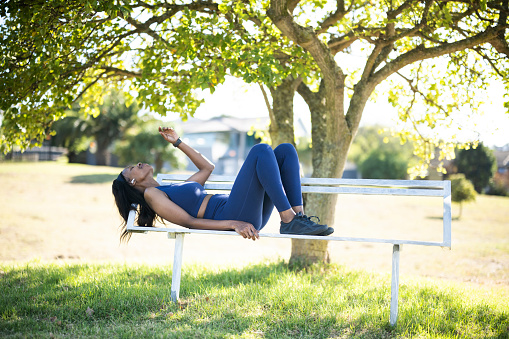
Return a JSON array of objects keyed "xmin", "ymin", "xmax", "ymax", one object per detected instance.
[
  {"xmin": 318, "ymin": 226, "xmax": 334, "ymax": 236},
  {"xmin": 280, "ymin": 212, "xmax": 329, "ymax": 235},
  {"xmin": 303, "ymin": 214, "xmax": 334, "ymax": 236}
]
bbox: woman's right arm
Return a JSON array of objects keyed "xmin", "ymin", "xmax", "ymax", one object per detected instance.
[
  {"xmin": 158, "ymin": 127, "xmax": 215, "ymax": 186},
  {"xmin": 144, "ymin": 187, "xmax": 259, "ymax": 240}
]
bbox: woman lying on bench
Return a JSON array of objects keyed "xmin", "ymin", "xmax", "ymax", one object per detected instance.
[{"xmin": 112, "ymin": 127, "xmax": 333, "ymax": 242}]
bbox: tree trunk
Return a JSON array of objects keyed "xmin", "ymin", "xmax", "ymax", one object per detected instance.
[
  {"xmin": 262, "ymin": 76, "xmax": 300, "ymax": 147},
  {"xmin": 155, "ymin": 153, "xmax": 164, "ymax": 174},
  {"xmin": 288, "ymin": 80, "xmax": 354, "ymax": 265},
  {"xmin": 267, "ymin": 0, "xmax": 372, "ymax": 266},
  {"xmin": 95, "ymin": 139, "xmax": 109, "ymax": 166},
  {"xmin": 67, "ymin": 151, "xmax": 78, "ymax": 163}
]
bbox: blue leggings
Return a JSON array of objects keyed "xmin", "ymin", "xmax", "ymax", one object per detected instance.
[{"xmin": 203, "ymin": 143, "xmax": 303, "ymax": 230}]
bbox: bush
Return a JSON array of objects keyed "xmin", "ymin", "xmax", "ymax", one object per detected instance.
[
  {"xmin": 486, "ymin": 180, "xmax": 509, "ymax": 197},
  {"xmin": 450, "ymin": 174, "xmax": 476, "ymax": 219},
  {"xmin": 358, "ymin": 147, "xmax": 409, "ymax": 179}
]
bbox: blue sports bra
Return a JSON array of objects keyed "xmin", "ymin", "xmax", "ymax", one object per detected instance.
[{"xmin": 155, "ymin": 181, "xmax": 207, "ymax": 218}]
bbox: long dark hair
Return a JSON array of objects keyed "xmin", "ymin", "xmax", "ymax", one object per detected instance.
[{"xmin": 112, "ymin": 177, "xmax": 161, "ymax": 243}]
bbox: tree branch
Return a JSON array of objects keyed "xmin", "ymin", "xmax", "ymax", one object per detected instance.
[
  {"xmin": 267, "ymin": 0, "xmax": 343, "ymax": 80},
  {"xmin": 124, "ymin": 16, "xmax": 170, "ymax": 47},
  {"xmin": 490, "ymin": 0, "xmax": 509, "ymax": 57},
  {"xmin": 473, "ymin": 47, "xmax": 506, "ymax": 77},
  {"xmin": 296, "ymin": 81, "xmax": 315, "ymax": 106},
  {"xmin": 371, "ymin": 26, "xmax": 504, "ymax": 89},
  {"xmin": 328, "ymin": 32, "xmax": 358, "ymax": 54},
  {"xmin": 287, "ymin": 0, "xmax": 301, "ymax": 14},
  {"xmin": 259, "ymin": 83, "xmax": 275, "ymax": 123},
  {"xmin": 365, "ymin": 0, "xmax": 433, "ymax": 80},
  {"xmin": 316, "ymin": 0, "xmax": 352, "ymax": 34},
  {"xmin": 100, "ymin": 66, "xmax": 142, "ymax": 79},
  {"xmin": 396, "ymin": 68, "xmax": 450, "ymax": 116},
  {"xmin": 72, "ymin": 73, "xmax": 106, "ymax": 104}
]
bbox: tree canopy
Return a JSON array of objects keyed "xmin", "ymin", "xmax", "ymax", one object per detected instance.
[
  {"xmin": 50, "ymin": 89, "xmax": 139, "ymax": 164},
  {"xmin": 2, "ymin": 0, "xmax": 507, "ymax": 158}
]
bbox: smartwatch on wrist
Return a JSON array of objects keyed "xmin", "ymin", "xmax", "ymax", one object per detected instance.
[{"xmin": 173, "ymin": 138, "xmax": 182, "ymax": 148}]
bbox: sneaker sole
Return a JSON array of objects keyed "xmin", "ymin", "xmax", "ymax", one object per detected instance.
[
  {"xmin": 280, "ymin": 224, "xmax": 329, "ymax": 236},
  {"xmin": 317, "ymin": 227, "xmax": 334, "ymax": 236}
]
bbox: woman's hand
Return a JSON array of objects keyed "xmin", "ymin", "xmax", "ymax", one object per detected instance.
[
  {"xmin": 229, "ymin": 220, "xmax": 259, "ymax": 241},
  {"xmin": 159, "ymin": 126, "xmax": 179, "ymax": 144}
]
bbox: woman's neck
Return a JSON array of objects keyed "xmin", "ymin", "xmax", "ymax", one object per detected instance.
[{"xmin": 134, "ymin": 177, "xmax": 159, "ymax": 193}]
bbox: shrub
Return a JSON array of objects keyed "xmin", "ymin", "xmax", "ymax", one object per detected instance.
[
  {"xmin": 486, "ymin": 180, "xmax": 509, "ymax": 197},
  {"xmin": 450, "ymin": 174, "xmax": 476, "ymax": 219},
  {"xmin": 358, "ymin": 147, "xmax": 409, "ymax": 179}
]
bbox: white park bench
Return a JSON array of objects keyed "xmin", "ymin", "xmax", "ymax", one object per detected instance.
[{"xmin": 126, "ymin": 174, "xmax": 452, "ymax": 326}]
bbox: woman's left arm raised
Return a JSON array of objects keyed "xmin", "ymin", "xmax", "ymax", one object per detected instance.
[{"xmin": 159, "ymin": 127, "xmax": 215, "ymax": 186}]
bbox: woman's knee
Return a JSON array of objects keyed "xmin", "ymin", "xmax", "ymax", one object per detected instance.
[
  {"xmin": 274, "ymin": 143, "xmax": 297, "ymax": 157},
  {"xmin": 250, "ymin": 143, "xmax": 273, "ymax": 155}
]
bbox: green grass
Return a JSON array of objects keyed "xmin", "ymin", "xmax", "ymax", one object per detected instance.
[{"xmin": 1, "ymin": 261, "xmax": 508, "ymax": 338}]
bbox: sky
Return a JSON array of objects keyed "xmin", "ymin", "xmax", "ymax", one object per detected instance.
[{"xmin": 187, "ymin": 76, "xmax": 509, "ymax": 148}]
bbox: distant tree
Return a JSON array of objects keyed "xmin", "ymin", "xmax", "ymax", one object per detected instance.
[
  {"xmin": 50, "ymin": 109, "xmax": 92, "ymax": 163},
  {"xmin": 455, "ymin": 144, "xmax": 497, "ymax": 193},
  {"xmin": 51, "ymin": 90, "xmax": 139, "ymax": 165},
  {"xmin": 358, "ymin": 146, "xmax": 410, "ymax": 180},
  {"xmin": 450, "ymin": 173, "xmax": 477, "ymax": 219},
  {"xmin": 351, "ymin": 126, "xmax": 414, "ymax": 179},
  {"xmin": 114, "ymin": 119, "xmax": 186, "ymax": 173},
  {"xmin": 347, "ymin": 126, "xmax": 388, "ymax": 167}
]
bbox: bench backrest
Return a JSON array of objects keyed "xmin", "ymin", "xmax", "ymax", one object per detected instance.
[{"xmin": 156, "ymin": 174, "xmax": 452, "ymax": 248}]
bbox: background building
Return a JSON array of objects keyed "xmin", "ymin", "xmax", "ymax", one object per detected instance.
[{"xmin": 180, "ymin": 116, "xmax": 267, "ymax": 175}]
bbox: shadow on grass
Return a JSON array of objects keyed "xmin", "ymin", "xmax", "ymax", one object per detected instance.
[
  {"xmin": 1, "ymin": 262, "xmax": 508, "ymax": 338},
  {"xmin": 69, "ymin": 173, "xmax": 118, "ymax": 184}
]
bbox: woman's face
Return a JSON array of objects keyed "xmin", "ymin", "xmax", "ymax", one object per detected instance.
[{"xmin": 121, "ymin": 162, "xmax": 153, "ymax": 185}]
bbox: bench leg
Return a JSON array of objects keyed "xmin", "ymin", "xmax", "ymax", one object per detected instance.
[
  {"xmin": 390, "ymin": 244, "xmax": 401, "ymax": 326},
  {"xmin": 171, "ymin": 233, "xmax": 185, "ymax": 303}
]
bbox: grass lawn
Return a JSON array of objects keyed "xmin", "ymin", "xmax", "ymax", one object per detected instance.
[
  {"xmin": 1, "ymin": 261, "xmax": 508, "ymax": 338},
  {"xmin": 0, "ymin": 161, "xmax": 508, "ymax": 337}
]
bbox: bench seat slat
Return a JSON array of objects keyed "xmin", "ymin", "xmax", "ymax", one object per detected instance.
[
  {"xmin": 126, "ymin": 226, "xmax": 446, "ymax": 247},
  {"xmin": 300, "ymin": 178, "xmax": 445, "ymax": 188},
  {"xmin": 160, "ymin": 182, "xmax": 445, "ymax": 197},
  {"xmin": 301, "ymin": 186, "xmax": 446, "ymax": 197},
  {"xmin": 157, "ymin": 175, "xmax": 446, "ymax": 189}
]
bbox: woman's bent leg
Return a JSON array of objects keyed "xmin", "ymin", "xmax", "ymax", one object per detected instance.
[
  {"xmin": 273, "ymin": 143, "xmax": 303, "ymax": 208},
  {"xmin": 217, "ymin": 144, "xmax": 292, "ymax": 230}
]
